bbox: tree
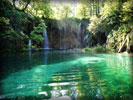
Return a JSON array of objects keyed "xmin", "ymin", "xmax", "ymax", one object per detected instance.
[
  {"xmin": 26, "ymin": 0, "xmax": 53, "ymax": 18},
  {"xmin": 52, "ymin": 4, "xmax": 72, "ymax": 19},
  {"xmin": 76, "ymin": 0, "xmax": 104, "ymax": 19},
  {"xmin": 30, "ymin": 19, "xmax": 45, "ymax": 45},
  {"xmin": 76, "ymin": 3, "xmax": 90, "ymax": 19},
  {"xmin": 11, "ymin": 0, "xmax": 31, "ymax": 11}
]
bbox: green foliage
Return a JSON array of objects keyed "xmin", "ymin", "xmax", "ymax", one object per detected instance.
[
  {"xmin": 83, "ymin": 48, "xmax": 92, "ymax": 52},
  {"xmin": 106, "ymin": 0, "xmax": 133, "ymax": 52},
  {"xmin": 87, "ymin": 1, "xmax": 121, "ymax": 46},
  {"xmin": 92, "ymin": 45, "xmax": 113, "ymax": 53},
  {"xmin": 0, "ymin": 17, "xmax": 10, "ymax": 34},
  {"xmin": 31, "ymin": 20, "xmax": 45, "ymax": 33},
  {"xmin": 27, "ymin": 0, "xmax": 53, "ymax": 18},
  {"xmin": 0, "ymin": 17, "xmax": 9, "ymax": 24},
  {"xmin": 0, "ymin": 0, "xmax": 133, "ymax": 53},
  {"xmin": 52, "ymin": 4, "xmax": 72, "ymax": 19},
  {"xmin": 87, "ymin": 0, "xmax": 133, "ymax": 53},
  {"xmin": 4, "ymin": 28, "xmax": 28, "ymax": 42},
  {"xmin": 76, "ymin": 0, "xmax": 102, "ymax": 19},
  {"xmin": 88, "ymin": 16, "xmax": 105, "ymax": 35},
  {"xmin": 31, "ymin": 34, "xmax": 43, "ymax": 45},
  {"xmin": 0, "ymin": 0, "xmax": 30, "ymax": 53},
  {"xmin": 83, "ymin": 45, "xmax": 114, "ymax": 53},
  {"xmin": 0, "ymin": 0, "xmax": 51, "ymax": 53},
  {"xmin": 100, "ymin": 1, "xmax": 121, "ymax": 35},
  {"xmin": 107, "ymin": 23, "xmax": 132, "ymax": 50},
  {"xmin": 30, "ymin": 19, "xmax": 45, "ymax": 45},
  {"xmin": 87, "ymin": 16, "xmax": 106, "ymax": 45},
  {"xmin": 100, "ymin": 1, "xmax": 120, "ymax": 20},
  {"xmin": 76, "ymin": 3, "xmax": 90, "ymax": 19},
  {"xmin": 121, "ymin": 0, "xmax": 133, "ymax": 23}
]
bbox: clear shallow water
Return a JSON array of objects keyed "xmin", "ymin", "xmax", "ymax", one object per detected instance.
[{"xmin": 0, "ymin": 51, "xmax": 133, "ymax": 100}]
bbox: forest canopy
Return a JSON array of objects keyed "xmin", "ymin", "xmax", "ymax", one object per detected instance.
[{"xmin": 0, "ymin": 0, "xmax": 133, "ymax": 53}]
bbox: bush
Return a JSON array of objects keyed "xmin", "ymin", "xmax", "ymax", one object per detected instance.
[
  {"xmin": 30, "ymin": 19, "xmax": 45, "ymax": 45},
  {"xmin": 82, "ymin": 45, "xmax": 114, "ymax": 53},
  {"xmin": 92, "ymin": 45, "xmax": 106, "ymax": 52},
  {"xmin": 82, "ymin": 48, "xmax": 92, "ymax": 52}
]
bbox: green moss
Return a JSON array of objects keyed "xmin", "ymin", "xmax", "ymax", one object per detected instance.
[
  {"xmin": 82, "ymin": 45, "xmax": 115, "ymax": 53},
  {"xmin": 82, "ymin": 48, "xmax": 92, "ymax": 52}
]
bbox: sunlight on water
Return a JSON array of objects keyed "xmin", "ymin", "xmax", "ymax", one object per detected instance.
[
  {"xmin": 1, "ymin": 57, "xmax": 103, "ymax": 98},
  {"xmin": 0, "ymin": 52, "xmax": 133, "ymax": 100}
]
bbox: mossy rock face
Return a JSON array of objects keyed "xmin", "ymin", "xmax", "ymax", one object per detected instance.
[
  {"xmin": 109, "ymin": 35, "xmax": 132, "ymax": 53},
  {"xmin": 107, "ymin": 27, "xmax": 133, "ymax": 53},
  {"xmin": 128, "ymin": 30, "xmax": 133, "ymax": 52}
]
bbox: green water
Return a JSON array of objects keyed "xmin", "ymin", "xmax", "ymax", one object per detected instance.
[{"xmin": 0, "ymin": 51, "xmax": 133, "ymax": 100}]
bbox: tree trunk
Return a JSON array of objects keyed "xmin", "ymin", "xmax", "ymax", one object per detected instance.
[
  {"xmin": 12, "ymin": 0, "xmax": 31, "ymax": 12},
  {"xmin": 97, "ymin": 0, "xmax": 100, "ymax": 16},
  {"xmin": 22, "ymin": 0, "xmax": 31, "ymax": 11},
  {"xmin": 118, "ymin": 38, "xmax": 127, "ymax": 53}
]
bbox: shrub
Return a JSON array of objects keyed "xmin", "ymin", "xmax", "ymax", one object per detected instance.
[
  {"xmin": 83, "ymin": 45, "xmax": 114, "ymax": 53},
  {"xmin": 30, "ymin": 19, "xmax": 45, "ymax": 45}
]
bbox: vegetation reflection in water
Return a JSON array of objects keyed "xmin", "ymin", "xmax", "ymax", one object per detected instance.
[{"xmin": 0, "ymin": 52, "xmax": 133, "ymax": 100}]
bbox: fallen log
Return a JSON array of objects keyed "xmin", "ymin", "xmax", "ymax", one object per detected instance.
[{"xmin": 118, "ymin": 38, "xmax": 127, "ymax": 53}]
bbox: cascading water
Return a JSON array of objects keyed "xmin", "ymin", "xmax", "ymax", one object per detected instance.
[
  {"xmin": 83, "ymin": 34, "xmax": 89, "ymax": 47},
  {"xmin": 28, "ymin": 40, "xmax": 31, "ymax": 49},
  {"xmin": 28, "ymin": 40, "xmax": 32, "ymax": 61},
  {"xmin": 64, "ymin": 21, "xmax": 66, "ymax": 37},
  {"xmin": 43, "ymin": 27, "xmax": 49, "ymax": 49},
  {"xmin": 78, "ymin": 23, "xmax": 81, "ymax": 36},
  {"xmin": 106, "ymin": 35, "xmax": 110, "ymax": 45},
  {"xmin": 63, "ymin": 21, "xmax": 67, "ymax": 49},
  {"xmin": 59, "ymin": 31, "xmax": 63, "ymax": 49},
  {"xmin": 77, "ymin": 23, "xmax": 81, "ymax": 40},
  {"xmin": 76, "ymin": 23, "xmax": 82, "ymax": 48},
  {"xmin": 43, "ymin": 25, "xmax": 49, "ymax": 63},
  {"xmin": 106, "ymin": 35, "xmax": 110, "ymax": 48}
]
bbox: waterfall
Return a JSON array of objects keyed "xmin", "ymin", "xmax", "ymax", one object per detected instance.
[
  {"xmin": 29, "ymin": 48, "xmax": 32, "ymax": 62},
  {"xmin": 28, "ymin": 40, "xmax": 32, "ymax": 62},
  {"xmin": 96, "ymin": 88, "xmax": 103, "ymax": 99},
  {"xmin": 83, "ymin": 34, "xmax": 89, "ymax": 47},
  {"xmin": 28, "ymin": 40, "xmax": 31, "ymax": 49},
  {"xmin": 75, "ymin": 23, "xmax": 82, "ymax": 48},
  {"xmin": 59, "ymin": 31, "xmax": 63, "ymax": 49},
  {"xmin": 64, "ymin": 21, "xmax": 66, "ymax": 38},
  {"xmin": 106, "ymin": 35, "xmax": 109, "ymax": 45},
  {"xmin": 43, "ymin": 27, "xmax": 49, "ymax": 49},
  {"xmin": 78, "ymin": 23, "xmax": 81, "ymax": 34},
  {"xmin": 77, "ymin": 23, "xmax": 81, "ymax": 39},
  {"xmin": 63, "ymin": 21, "xmax": 67, "ymax": 49}
]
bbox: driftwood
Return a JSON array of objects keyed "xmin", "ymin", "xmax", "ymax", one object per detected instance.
[{"xmin": 118, "ymin": 38, "xmax": 127, "ymax": 53}]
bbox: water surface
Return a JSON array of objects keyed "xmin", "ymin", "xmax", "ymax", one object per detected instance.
[{"xmin": 0, "ymin": 51, "xmax": 133, "ymax": 100}]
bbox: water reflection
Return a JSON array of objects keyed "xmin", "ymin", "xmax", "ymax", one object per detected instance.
[
  {"xmin": 0, "ymin": 53, "xmax": 133, "ymax": 100},
  {"xmin": 29, "ymin": 49, "xmax": 32, "ymax": 62},
  {"xmin": 44, "ymin": 51, "xmax": 49, "ymax": 64}
]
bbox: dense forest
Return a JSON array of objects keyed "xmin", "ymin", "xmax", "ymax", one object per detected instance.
[{"xmin": 0, "ymin": 0, "xmax": 133, "ymax": 54}]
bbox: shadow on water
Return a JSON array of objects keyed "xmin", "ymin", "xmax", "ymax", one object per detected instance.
[
  {"xmin": 0, "ymin": 51, "xmax": 133, "ymax": 100},
  {"xmin": 44, "ymin": 51, "xmax": 49, "ymax": 65}
]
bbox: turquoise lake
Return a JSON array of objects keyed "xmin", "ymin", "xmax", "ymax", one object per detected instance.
[{"xmin": 0, "ymin": 51, "xmax": 133, "ymax": 100}]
